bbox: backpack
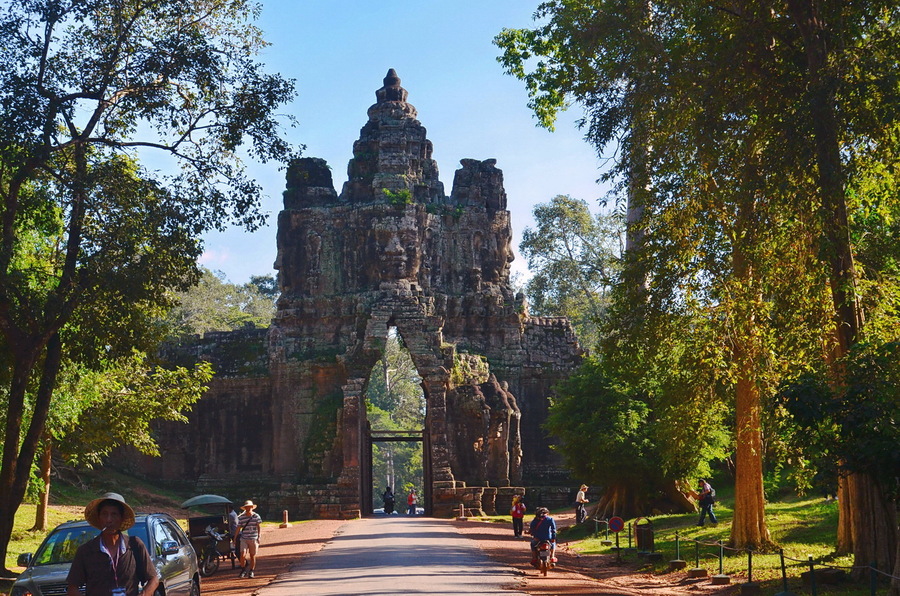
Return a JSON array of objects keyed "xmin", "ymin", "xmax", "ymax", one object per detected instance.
[{"xmin": 708, "ymin": 487, "xmax": 716, "ymax": 501}]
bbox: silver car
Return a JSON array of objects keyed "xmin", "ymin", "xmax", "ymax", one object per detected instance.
[{"xmin": 11, "ymin": 513, "xmax": 200, "ymax": 596}]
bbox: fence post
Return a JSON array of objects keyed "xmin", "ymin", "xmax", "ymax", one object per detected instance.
[
  {"xmin": 869, "ymin": 562, "xmax": 877, "ymax": 596},
  {"xmin": 718, "ymin": 540, "xmax": 724, "ymax": 575},
  {"xmin": 675, "ymin": 531, "xmax": 681, "ymax": 561},
  {"xmin": 695, "ymin": 540, "xmax": 700, "ymax": 568},
  {"xmin": 808, "ymin": 555, "xmax": 817, "ymax": 596},
  {"xmin": 748, "ymin": 548, "xmax": 753, "ymax": 584},
  {"xmin": 627, "ymin": 523, "xmax": 633, "ymax": 549}
]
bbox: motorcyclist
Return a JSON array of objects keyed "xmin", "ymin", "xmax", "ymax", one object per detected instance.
[
  {"xmin": 527, "ymin": 507, "xmax": 557, "ymax": 567},
  {"xmin": 382, "ymin": 487, "xmax": 395, "ymax": 515}
]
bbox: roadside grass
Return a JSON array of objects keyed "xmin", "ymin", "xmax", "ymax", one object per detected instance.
[{"xmin": 559, "ymin": 487, "xmax": 881, "ymax": 595}]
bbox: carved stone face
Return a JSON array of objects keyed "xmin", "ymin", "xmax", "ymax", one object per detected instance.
[{"xmin": 366, "ymin": 223, "xmax": 422, "ymax": 283}]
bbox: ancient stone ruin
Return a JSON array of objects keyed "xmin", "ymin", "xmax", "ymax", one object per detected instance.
[{"xmin": 145, "ymin": 70, "xmax": 583, "ymax": 518}]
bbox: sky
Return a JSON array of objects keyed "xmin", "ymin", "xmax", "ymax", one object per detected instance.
[{"xmin": 200, "ymin": 0, "xmax": 611, "ymax": 284}]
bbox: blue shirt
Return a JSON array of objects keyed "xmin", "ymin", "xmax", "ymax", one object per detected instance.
[{"xmin": 529, "ymin": 515, "xmax": 557, "ymax": 541}]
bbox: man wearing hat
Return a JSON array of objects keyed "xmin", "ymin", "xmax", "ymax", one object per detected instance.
[
  {"xmin": 575, "ymin": 484, "xmax": 589, "ymax": 524},
  {"xmin": 66, "ymin": 493, "xmax": 159, "ymax": 596},
  {"xmin": 233, "ymin": 500, "xmax": 262, "ymax": 578}
]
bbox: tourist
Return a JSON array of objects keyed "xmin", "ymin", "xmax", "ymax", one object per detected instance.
[
  {"xmin": 407, "ymin": 489, "xmax": 418, "ymax": 515},
  {"xmin": 234, "ymin": 500, "xmax": 262, "ymax": 578},
  {"xmin": 697, "ymin": 479, "xmax": 718, "ymax": 526},
  {"xmin": 66, "ymin": 492, "xmax": 159, "ymax": 596},
  {"xmin": 510, "ymin": 495, "xmax": 527, "ymax": 537},
  {"xmin": 382, "ymin": 487, "xmax": 395, "ymax": 515},
  {"xmin": 575, "ymin": 484, "xmax": 589, "ymax": 524}
]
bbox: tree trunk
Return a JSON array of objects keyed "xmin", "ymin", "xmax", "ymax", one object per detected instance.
[
  {"xmin": 730, "ymin": 362, "xmax": 772, "ymax": 549},
  {"xmin": 836, "ymin": 473, "xmax": 853, "ymax": 554},
  {"xmin": 0, "ymin": 334, "xmax": 62, "ymax": 574},
  {"xmin": 847, "ymin": 472, "xmax": 897, "ymax": 580},
  {"xmin": 31, "ymin": 435, "xmax": 53, "ymax": 532}
]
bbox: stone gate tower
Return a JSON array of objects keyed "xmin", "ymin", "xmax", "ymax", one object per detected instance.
[{"xmin": 146, "ymin": 70, "xmax": 582, "ymax": 518}]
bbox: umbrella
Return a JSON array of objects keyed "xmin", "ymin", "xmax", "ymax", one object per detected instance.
[{"xmin": 180, "ymin": 494, "xmax": 233, "ymax": 508}]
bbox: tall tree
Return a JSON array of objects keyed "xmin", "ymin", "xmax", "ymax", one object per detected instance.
[
  {"xmin": 164, "ymin": 268, "xmax": 277, "ymax": 339},
  {"xmin": 497, "ymin": 0, "xmax": 900, "ymax": 557},
  {"xmin": 0, "ymin": 0, "xmax": 295, "ymax": 571},
  {"xmin": 519, "ymin": 195, "xmax": 622, "ymax": 347}
]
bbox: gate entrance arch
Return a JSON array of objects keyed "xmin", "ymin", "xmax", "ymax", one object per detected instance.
[
  {"xmin": 364, "ymin": 429, "xmax": 427, "ymax": 516},
  {"xmin": 142, "ymin": 70, "xmax": 583, "ymax": 519}
]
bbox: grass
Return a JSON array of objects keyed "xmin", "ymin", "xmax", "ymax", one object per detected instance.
[{"xmin": 555, "ymin": 486, "xmax": 884, "ymax": 595}]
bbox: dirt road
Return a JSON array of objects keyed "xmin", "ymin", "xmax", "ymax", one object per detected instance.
[{"xmin": 199, "ymin": 514, "xmax": 739, "ymax": 596}]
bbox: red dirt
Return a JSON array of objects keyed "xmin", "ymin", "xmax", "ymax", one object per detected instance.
[{"xmin": 199, "ymin": 513, "xmax": 741, "ymax": 596}]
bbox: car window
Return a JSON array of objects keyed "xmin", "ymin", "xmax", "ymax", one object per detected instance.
[
  {"xmin": 161, "ymin": 521, "xmax": 188, "ymax": 546},
  {"xmin": 32, "ymin": 526, "xmax": 97, "ymax": 566}
]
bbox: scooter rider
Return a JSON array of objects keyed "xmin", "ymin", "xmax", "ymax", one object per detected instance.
[{"xmin": 527, "ymin": 507, "xmax": 557, "ymax": 567}]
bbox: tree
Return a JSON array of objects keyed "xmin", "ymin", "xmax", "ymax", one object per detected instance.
[
  {"xmin": 497, "ymin": 1, "xmax": 900, "ymax": 557},
  {"xmin": 0, "ymin": 0, "xmax": 295, "ymax": 572},
  {"xmin": 164, "ymin": 268, "xmax": 277, "ymax": 338},
  {"xmin": 547, "ymin": 355, "xmax": 729, "ymax": 517},
  {"xmin": 29, "ymin": 352, "xmax": 212, "ymax": 528},
  {"xmin": 365, "ymin": 330, "xmax": 425, "ymax": 428},
  {"xmin": 519, "ymin": 195, "xmax": 622, "ymax": 347}
]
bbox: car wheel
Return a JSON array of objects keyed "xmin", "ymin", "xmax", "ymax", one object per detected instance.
[{"xmin": 190, "ymin": 578, "xmax": 201, "ymax": 596}]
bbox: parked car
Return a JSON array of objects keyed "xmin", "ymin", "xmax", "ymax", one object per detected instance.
[{"xmin": 11, "ymin": 512, "xmax": 200, "ymax": 596}]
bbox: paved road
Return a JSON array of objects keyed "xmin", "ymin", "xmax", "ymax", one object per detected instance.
[{"xmin": 257, "ymin": 516, "xmax": 528, "ymax": 595}]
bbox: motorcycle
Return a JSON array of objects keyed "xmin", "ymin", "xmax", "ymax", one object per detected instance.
[
  {"xmin": 199, "ymin": 524, "xmax": 236, "ymax": 577},
  {"xmin": 536, "ymin": 540, "xmax": 554, "ymax": 576}
]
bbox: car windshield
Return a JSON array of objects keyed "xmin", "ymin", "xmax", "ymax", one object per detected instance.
[{"xmin": 31, "ymin": 523, "xmax": 150, "ymax": 567}]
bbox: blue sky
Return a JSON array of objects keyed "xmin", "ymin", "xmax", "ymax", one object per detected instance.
[{"xmin": 200, "ymin": 0, "xmax": 610, "ymax": 283}]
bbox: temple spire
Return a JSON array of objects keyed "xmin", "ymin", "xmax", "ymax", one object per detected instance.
[{"xmin": 375, "ymin": 68, "xmax": 408, "ymax": 103}]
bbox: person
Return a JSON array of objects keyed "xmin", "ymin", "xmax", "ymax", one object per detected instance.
[
  {"xmin": 382, "ymin": 487, "xmax": 395, "ymax": 515},
  {"xmin": 407, "ymin": 489, "xmax": 418, "ymax": 515},
  {"xmin": 234, "ymin": 500, "xmax": 262, "ymax": 578},
  {"xmin": 527, "ymin": 507, "xmax": 557, "ymax": 567},
  {"xmin": 697, "ymin": 479, "xmax": 718, "ymax": 526},
  {"xmin": 66, "ymin": 492, "xmax": 160, "ymax": 596},
  {"xmin": 227, "ymin": 505, "xmax": 240, "ymax": 556},
  {"xmin": 575, "ymin": 484, "xmax": 589, "ymax": 524},
  {"xmin": 228, "ymin": 506, "xmax": 239, "ymax": 535},
  {"xmin": 510, "ymin": 495, "xmax": 527, "ymax": 537}
]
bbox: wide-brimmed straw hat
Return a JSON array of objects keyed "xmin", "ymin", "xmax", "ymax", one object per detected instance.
[
  {"xmin": 84, "ymin": 492, "xmax": 136, "ymax": 531},
  {"xmin": 241, "ymin": 500, "xmax": 257, "ymax": 510},
  {"xmin": 580, "ymin": 484, "xmax": 588, "ymax": 490}
]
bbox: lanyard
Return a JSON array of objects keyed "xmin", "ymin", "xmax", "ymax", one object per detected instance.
[{"xmin": 101, "ymin": 536, "xmax": 124, "ymax": 588}]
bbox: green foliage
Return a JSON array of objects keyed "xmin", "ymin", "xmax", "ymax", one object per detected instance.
[
  {"xmin": 164, "ymin": 268, "xmax": 276, "ymax": 338},
  {"xmin": 381, "ymin": 188, "xmax": 413, "ymax": 206},
  {"xmin": 53, "ymin": 351, "xmax": 213, "ymax": 468},
  {"xmin": 778, "ymin": 342, "xmax": 900, "ymax": 498},
  {"xmin": 547, "ymin": 356, "xmax": 729, "ymax": 504},
  {"xmin": 519, "ymin": 195, "xmax": 623, "ymax": 347},
  {"xmin": 365, "ymin": 331, "xmax": 425, "ymax": 428},
  {"xmin": 449, "ymin": 353, "xmax": 490, "ymax": 387},
  {"xmin": 0, "ymin": 0, "xmax": 295, "ymax": 567}
]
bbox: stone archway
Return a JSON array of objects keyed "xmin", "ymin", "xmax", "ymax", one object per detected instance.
[{"xmin": 140, "ymin": 70, "xmax": 583, "ymax": 519}]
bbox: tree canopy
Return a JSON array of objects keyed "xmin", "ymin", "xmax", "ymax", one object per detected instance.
[
  {"xmin": 519, "ymin": 195, "xmax": 622, "ymax": 347},
  {"xmin": 0, "ymin": 0, "xmax": 296, "ymax": 572},
  {"xmin": 497, "ymin": 0, "xmax": 900, "ymax": 563}
]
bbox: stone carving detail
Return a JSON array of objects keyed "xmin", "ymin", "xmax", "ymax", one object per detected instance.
[{"xmin": 137, "ymin": 70, "xmax": 582, "ymax": 519}]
